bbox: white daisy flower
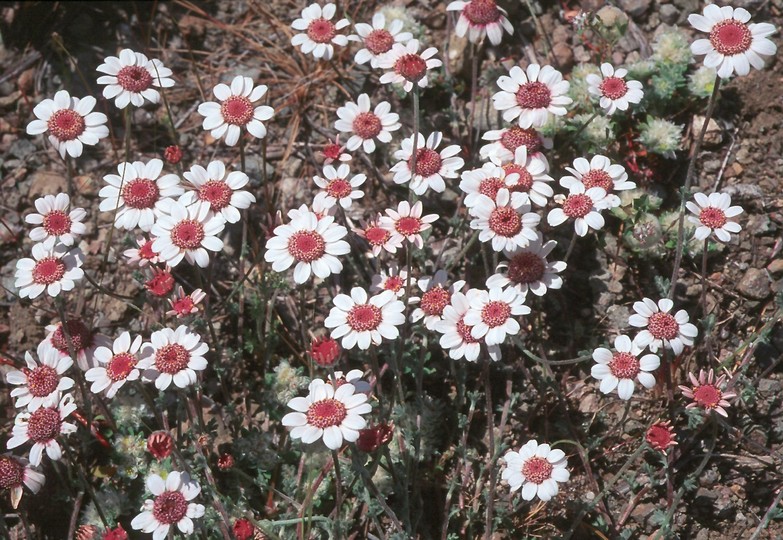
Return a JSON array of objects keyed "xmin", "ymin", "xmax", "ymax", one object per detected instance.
[
  {"xmin": 628, "ymin": 298, "xmax": 698, "ymax": 356},
  {"xmin": 463, "ymin": 287, "xmax": 529, "ymax": 346},
  {"xmin": 15, "ymin": 242, "xmax": 84, "ymax": 300},
  {"xmin": 470, "ymin": 189, "xmax": 540, "ymax": 252},
  {"xmin": 546, "ymin": 184, "xmax": 614, "ymax": 237},
  {"xmin": 6, "ymin": 393, "xmax": 77, "ymax": 466},
  {"xmin": 502, "ymin": 440, "xmax": 569, "ymax": 501},
  {"xmin": 282, "ymin": 379, "xmax": 372, "ymax": 450},
  {"xmin": 291, "ymin": 3, "xmax": 350, "ymax": 60},
  {"xmin": 96, "ymin": 48, "xmax": 175, "ymax": 109},
  {"xmin": 496, "ymin": 146, "xmax": 555, "ymax": 207},
  {"xmin": 560, "ymin": 155, "xmax": 635, "ymax": 195},
  {"xmin": 378, "ymin": 40, "xmax": 442, "ymax": 93},
  {"xmin": 591, "ymin": 335, "xmax": 660, "ymax": 400},
  {"xmin": 25, "ymin": 90, "xmax": 109, "ymax": 159},
  {"xmin": 313, "ymin": 163, "xmax": 366, "ymax": 210},
  {"xmin": 686, "ymin": 191, "xmax": 743, "ymax": 242},
  {"xmin": 435, "ymin": 289, "xmax": 502, "ymax": 362},
  {"xmin": 179, "ymin": 161, "xmax": 256, "ymax": 223},
  {"xmin": 447, "ymin": 0, "xmax": 513, "ymax": 45},
  {"xmin": 99, "ymin": 159, "xmax": 184, "ymax": 231},
  {"xmin": 586, "ymin": 63, "xmax": 644, "ymax": 115},
  {"xmin": 197, "ymin": 76, "xmax": 274, "ymax": 146},
  {"xmin": 335, "ymin": 94, "xmax": 400, "ymax": 154},
  {"xmin": 689, "ymin": 5, "xmax": 777, "ymax": 79},
  {"xmin": 151, "ymin": 200, "xmax": 226, "ymax": 268},
  {"xmin": 460, "ymin": 162, "xmax": 516, "ymax": 209},
  {"xmin": 370, "ymin": 263, "xmax": 412, "ymax": 298},
  {"xmin": 492, "ymin": 64, "xmax": 572, "ymax": 128},
  {"xmin": 44, "ymin": 319, "xmax": 108, "ymax": 372},
  {"xmin": 349, "ymin": 12, "xmax": 413, "ymax": 68},
  {"xmin": 137, "ymin": 326, "xmax": 209, "ymax": 391},
  {"xmin": 379, "ymin": 200, "xmax": 439, "ymax": 250},
  {"xmin": 391, "ymin": 132, "xmax": 464, "ymax": 195},
  {"xmin": 85, "ymin": 331, "xmax": 148, "ymax": 399},
  {"xmin": 479, "ymin": 125, "xmax": 551, "ymax": 164},
  {"xmin": 486, "ymin": 236, "xmax": 566, "ymax": 297},
  {"xmin": 355, "ymin": 215, "xmax": 404, "ymax": 256},
  {"xmin": 0, "ymin": 455, "xmax": 45, "ymax": 509},
  {"xmin": 6, "ymin": 342, "xmax": 74, "ymax": 411},
  {"xmin": 25, "ymin": 193, "xmax": 86, "ymax": 247},
  {"xmin": 324, "ymin": 288, "xmax": 405, "ymax": 350},
  {"xmin": 264, "ymin": 209, "xmax": 349, "ymax": 284},
  {"xmin": 131, "ymin": 471, "xmax": 205, "ymax": 539},
  {"xmin": 123, "ymin": 235, "xmax": 161, "ymax": 267},
  {"xmin": 410, "ymin": 270, "xmax": 466, "ymax": 330}
]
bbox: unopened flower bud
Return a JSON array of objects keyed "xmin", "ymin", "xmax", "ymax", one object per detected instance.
[{"xmin": 147, "ymin": 431, "xmax": 174, "ymax": 460}]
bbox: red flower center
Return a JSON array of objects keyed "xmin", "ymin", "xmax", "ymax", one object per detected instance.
[
  {"xmin": 395, "ymin": 54, "xmax": 428, "ymax": 83},
  {"xmin": 420, "ymin": 286, "xmax": 451, "ymax": 316},
  {"xmin": 51, "ymin": 320, "xmax": 92, "ymax": 355},
  {"xmin": 562, "ymin": 193, "xmax": 592, "ymax": 219},
  {"xmin": 599, "ymin": 76, "xmax": 628, "ymax": 100},
  {"xmin": 521, "ymin": 456, "xmax": 553, "ymax": 484},
  {"xmin": 172, "ymin": 296, "xmax": 196, "ymax": 316},
  {"xmin": 306, "ymin": 398, "xmax": 348, "ymax": 428},
  {"xmin": 0, "ymin": 456, "xmax": 24, "ymax": 489},
  {"xmin": 364, "ymin": 225, "xmax": 390, "ymax": 246},
  {"xmin": 307, "ymin": 18, "xmax": 337, "ymax": 43},
  {"xmin": 699, "ymin": 207, "xmax": 727, "ymax": 229},
  {"xmin": 122, "ymin": 178, "xmax": 160, "ymax": 209},
  {"xmin": 106, "ymin": 352, "xmax": 137, "ymax": 381},
  {"xmin": 26, "ymin": 365, "xmax": 60, "ymax": 397},
  {"xmin": 395, "ymin": 216, "xmax": 423, "ymax": 236},
  {"xmin": 646, "ymin": 422, "xmax": 676, "ymax": 451},
  {"xmin": 504, "ymin": 164, "xmax": 534, "ymax": 192},
  {"xmin": 500, "ymin": 126, "xmax": 543, "ymax": 154},
  {"xmin": 145, "ymin": 271, "xmax": 175, "ymax": 297},
  {"xmin": 581, "ymin": 169, "xmax": 613, "ymax": 191},
  {"xmin": 47, "ymin": 109, "xmax": 85, "ymax": 141},
  {"xmin": 352, "ymin": 111, "xmax": 382, "ymax": 139},
  {"xmin": 463, "ymin": 0, "xmax": 501, "ymax": 25},
  {"xmin": 43, "ymin": 210, "xmax": 72, "ymax": 236},
  {"xmin": 478, "ymin": 177, "xmax": 506, "ymax": 199},
  {"xmin": 155, "ymin": 343, "xmax": 190, "ymax": 374},
  {"xmin": 488, "ymin": 206, "xmax": 522, "ymax": 237},
  {"xmin": 383, "ymin": 275, "xmax": 405, "ymax": 292},
  {"xmin": 27, "ymin": 407, "xmax": 62, "ymax": 443},
  {"xmin": 116, "ymin": 65, "xmax": 153, "ymax": 93},
  {"xmin": 152, "ymin": 491, "xmax": 188, "ymax": 525},
  {"xmin": 220, "ymin": 95, "xmax": 254, "ymax": 126},
  {"xmin": 233, "ymin": 518, "xmax": 256, "ymax": 540},
  {"xmin": 608, "ymin": 351, "xmax": 640, "ymax": 379},
  {"xmin": 709, "ymin": 19, "xmax": 752, "ymax": 56},
  {"xmin": 32, "ymin": 257, "xmax": 66, "ymax": 285},
  {"xmin": 310, "ymin": 337, "xmax": 340, "ymax": 366},
  {"xmin": 481, "ymin": 300, "xmax": 511, "ymax": 327},
  {"xmin": 647, "ymin": 312, "xmax": 679, "ymax": 341},
  {"xmin": 409, "ymin": 148, "xmax": 442, "ymax": 177},
  {"xmin": 364, "ymin": 29, "xmax": 395, "ymax": 55},
  {"xmin": 507, "ymin": 251, "xmax": 545, "ymax": 284},
  {"xmin": 456, "ymin": 317, "xmax": 479, "ymax": 344},
  {"xmin": 171, "ymin": 220, "xmax": 205, "ymax": 250},
  {"xmin": 197, "ymin": 180, "xmax": 233, "ymax": 211},
  {"xmin": 325, "ymin": 178, "xmax": 353, "ymax": 199},
  {"xmin": 323, "ymin": 143, "xmax": 344, "ymax": 161},
  {"xmin": 515, "ymin": 81, "xmax": 552, "ymax": 109},
  {"xmin": 287, "ymin": 230, "xmax": 326, "ymax": 262},
  {"xmin": 139, "ymin": 241, "xmax": 157, "ymax": 261},
  {"xmin": 347, "ymin": 304, "xmax": 383, "ymax": 332},
  {"xmin": 693, "ymin": 384, "xmax": 723, "ymax": 410}
]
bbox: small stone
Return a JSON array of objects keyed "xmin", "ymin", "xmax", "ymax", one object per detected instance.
[
  {"xmin": 692, "ymin": 116, "xmax": 723, "ymax": 148},
  {"xmin": 659, "ymin": 4, "xmax": 680, "ymax": 24},
  {"xmin": 758, "ymin": 378, "xmax": 782, "ymax": 393},
  {"xmin": 552, "ymin": 42, "xmax": 574, "ymax": 70},
  {"xmin": 28, "ymin": 170, "xmax": 68, "ymax": 198},
  {"xmin": 766, "ymin": 259, "xmax": 783, "ymax": 276},
  {"xmin": 737, "ymin": 268, "xmax": 771, "ymax": 299}
]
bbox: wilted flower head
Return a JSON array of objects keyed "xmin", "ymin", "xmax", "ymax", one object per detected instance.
[
  {"xmin": 356, "ymin": 422, "xmax": 394, "ymax": 452},
  {"xmin": 679, "ymin": 368, "xmax": 737, "ymax": 417},
  {"xmin": 144, "ymin": 266, "xmax": 176, "ymax": 297},
  {"xmin": 309, "ymin": 336, "xmax": 341, "ymax": 367},
  {"xmin": 147, "ymin": 431, "xmax": 174, "ymax": 460},
  {"xmin": 646, "ymin": 420, "xmax": 677, "ymax": 452},
  {"xmin": 166, "ymin": 287, "xmax": 207, "ymax": 318}
]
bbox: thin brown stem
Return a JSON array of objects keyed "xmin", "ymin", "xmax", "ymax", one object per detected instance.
[{"xmin": 483, "ymin": 360, "xmax": 496, "ymax": 540}]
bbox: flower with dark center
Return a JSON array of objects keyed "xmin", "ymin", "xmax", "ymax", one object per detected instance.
[
  {"xmin": 97, "ymin": 49, "xmax": 173, "ymax": 109},
  {"xmin": 448, "ymin": 0, "xmax": 513, "ymax": 45},
  {"xmin": 136, "ymin": 325, "xmax": 208, "ymax": 391},
  {"xmin": 492, "ymin": 64, "xmax": 572, "ymax": 128},
  {"xmin": 686, "ymin": 191, "xmax": 743, "ymax": 242},
  {"xmin": 291, "ymin": 3, "xmax": 349, "ymax": 60},
  {"xmin": 628, "ymin": 297, "xmax": 698, "ymax": 355},
  {"xmin": 379, "ymin": 40, "xmax": 442, "ymax": 93},
  {"xmin": 325, "ymin": 288, "xmax": 405, "ymax": 350},
  {"xmin": 197, "ymin": 75, "xmax": 275, "ymax": 146},
  {"xmin": 27, "ymin": 90, "xmax": 109, "ymax": 158},
  {"xmin": 131, "ymin": 471, "xmax": 205, "ymax": 537},
  {"xmin": 350, "ymin": 13, "xmax": 413, "ymax": 68},
  {"xmin": 85, "ymin": 331, "xmax": 146, "ymax": 399},
  {"xmin": 7, "ymin": 393, "xmax": 78, "ymax": 466},
  {"xmin": 680, "ymin": 368, "xmax": 737, "ymax": 417},
  {"xmin": 586, "ymin": 63, "xmax": 644, "ymax": 115},
  {"xmin": 503, "ymin": 439, "xmax": 569, "ymax": 501}
]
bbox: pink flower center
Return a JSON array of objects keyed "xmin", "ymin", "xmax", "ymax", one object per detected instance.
[
  {"xmin": 504, "ymin": 164, "xmax": 534, "ymax": 192},
  {"xmin": 51, "ymin": 320, "xmax": 92, "ymax": 355},
  {"xmin": 106, "ymin": 352, "xmax": 137, "ymax": 381},
  {"xmin": 699, "ymin": 207, "xmax": 727, "ymax": 229},
  {"xmin": 353, "ymin": 111, "xmax": 382, "ymax": 139},
  {"xmin": 364, "ymin": 29, "xmax": 394, "ymax": 55},
  {"xmin": 153, "ymin": 491, "xmax": 189, "ymax": 525},
  {"xmin": 647, "ymin": 312, "xmax": 679, "ymax": 341},
  {"xmin": 287, "ymin": 230, "xmax": 326, "ymax": 262},
  {"xmin": 170, "ymin": 220, "xmax": 205, "ymax": 250},
  {"xmin": 478, "ymin": 177, "xmax": 505, "ymax": 200},
  {"xmin": 709, "ymin": 19, "xmax": 752, "ymax": 56},
  {"xmin": 364, "ymin": 226, "xmax": 390, "ymax": 246},
  {"xmin": 220, "ymin": 95, "xmax": 254, "ymax": 126},
  {"xmin": 0, "ymin": 457, "xmax": 24, "ymax": 489},
  {"xmin": 507, "ymin": 252, "xmax": 545, "ymax": 284},
  {"xmin": 32, "ymin": 257, "xmax": 66, "ymax": 285},
  {"xmin": 463, "ymin": 0, "xmax": 501, "ymax": 25},
  {"xmin": 155, "ymin": 343, "xmax": 190, "ymax": 374},
  {"xmin": 515, "ymin": 81, "xmax": 552, "ymax": 109},
  {"xmin": 521, "ymin": 456, "xmax": 553, "ymax": 484},
  {"xmin": 307, "ymin": 18, "xmax": 337, "ymax": 44},
  {"xmin": 581, "ymin": 170, "xmax": 613, "ymax": 191},
  {"xmin": 198, "ymin": 180, "xmax": 233, "ymax": 211},
  {"xmin": 409, "ymin": 148, "xmax": 442, "ymax": 178},
  {"xmin": 488, "ymin": 206, "xmax": 522, "ymax": 237},
  {"xmin": 395, "ymin": 216, "xmax": 423, "ymax": 236},
  {"xmin": 693, "ymin": 384, "xmax": 723, "ymax": 410},
  {"xmin": 395, "ymin": 54, "xmax": 428, "ymax": 83},
  {"xmin": 27, "ymin": 407, "xmax": 62, "ymax": 443},
  {"xmin": 122, "ymin": 178, "xmax": 160, "ymax": 209},
  {"xmin": 420, "ymin": 287, "xmax": 451, "ymax": 317},
  {"xmin": 43, "ymin": 210, "xmax": 72, "ymax": 236},
  {"xmin": 172, "ymin": 296, "xmax": 196, "ymax": 316},
  {"xmin": 325, "ymin": 178, "xmax": 353, "ymax": 199},
  {"xmin": 599, "ymin": 76, "xmax": 628, "ymax": 100},
  {"xmin": 608, "ymin": 351, "xmax": 640, "ymax": 380},
  {"xmin": 306, "ymin": 398, "xmax": 348, "ymax": 428},
  {"xmin": 562, "ymin": 193, "xmax": 592, "ymax": 219},
  {"xmin": 47, "ymin": 109, "xmax": 85, "ymax": 141},
  {"xmin": 500, "ymin": 126, "xmax": 543, "ymax": 154},
  {"xmin": 481, "ymin": 300, "xmax": 511, "ymax": 327},
  {"xmin": 347, "ymin": 304, "xmax": 382, "ymax": 332},
  {"xmin": 116, "ymin": 65, "xmax": 153, "ymax": 93},
  {"xmin": 26, "ymin": 365, "xmax": 60, "ymax": 397},
  {"xmin": 456, "ymin": 317, "xmax": 479, "ymax": 344},
  {"xmin": 384, "ymin": 275, "xmax": 404, "ymax": 293}
]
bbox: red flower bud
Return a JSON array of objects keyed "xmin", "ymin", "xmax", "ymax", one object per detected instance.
[
  {"xmin": 217, "ymin": 453, "xmax": 234, "ymax": 470},
  {"xmin": 233, "ymin": 518, "xmax": 256, "ymax": 540},
  {"xmin": 356, "ymin": 422, "xmax": 394, "ymax": 453},
  {"xmin": 309, "ymin": 336, "xmax": 340, "ymax": 367},
  {"xmin": 147, "ymin": 431, "xmax": 174, "ymax": 460},
  {"xmin": 646, "ymin": 420, "xmax": 677, "ymax": 452},
  {"xmin": 145, "ymin": 268, "xmax": 175, "ymax": 297},
  {"xmin": 164, "ymin": 145, "xmax": 182, "ymax": 165},
  {"xmin": 102, "ymin": 525, "xmax": 128, "ymax": 540}
]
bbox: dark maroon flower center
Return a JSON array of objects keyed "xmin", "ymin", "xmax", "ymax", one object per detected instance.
[
  {"xmin": 410, "ymin": 148, "xmax": 442, "ymax": 177},
  {"xmin": 0, "ymin": 457, "xmax": 25, "ymax": 489},
  {"xmin": 562, "ymin": 194, "xmax": 592, "ymax": 219},
  {"xmin": 699, "ymin": 207, "xmax": 727, "ymax": 229},
  {"xmin": 693, "ymin": 384, "xmax": 722, "ymax": 409},
  {"xmin": 220, "ymin": 95, "xmax": 254, "ymax": 126},
  {"xmin": 599, "ymin": 76, "xmax": 628, "ymax": 100},
  {"xmin": 395, "ymin": 54, "xmax": 428, "ymax": 83},
  {"xmin": 608, "ymin": 351, "xmax": 640, "ymax": 379},
  {"xmin": 106, "ymin": 352, "xmax": 137, "ymax": 381},
  {"xmin": 709, "ymin": 19, "xmax": 752, "ymax": 56},
  {"xmin": 463, "ymin": 0, "xmax": 501, "ymax": 25},
  {"xmin": 500, "ymin": 126, "xmax": 543, "ymax": 154},
  {"xmin": 489, "ymin": 207, "xmax": 522, "ymax": 237},
  {"xmin": 155, "ymin": 343, "xmax": 190, "ymax": 374},
  {"xmin": 522, "ymin": 456, "xmax": 553, "ymax": 484},
  {"xmin": 515, "ymin": 81, "xmax": 552, "ymax": 109},
  {"xmin": 171, "ymin": 220, "xmax": 205, "ymax": 250},
  {"xmin": 51, "ymin": 320, "xmax": 92, "ymax": 355},
  {"xmin": 395, "ymin": 216, "xmax": 423, "ymax": 236},
  {"xmin": 307, "ymin": 18, "xmax": 337, "ymax": 44},
  {"xmin": 420, "ymin": 287, "xmax": 451, "ymax": 316},
  {"xmin": 347, "ymin": 304, "xmax": 382, "ymax": 332},
  {"xmin": 306, "ymin": 398, "xmax": 347, "ymax": 428},
  {"xmin": 43, "ymin": 210, "xmax": 72, "ymax": 236},
  {"xmin": 27, "ymin": 407, "xmax": 62, "ymax": 443},
  {"xmin": 32, "ymin": 257, "xmax": 66, "ymax": 285},
  {"xmin": 353, "ymin": 112, "xmax": 382, "ymax": 139},
  {"xmin": 47, "ymin": 109, "xmax": 85, "ymax": 141},
  {"xmin": 288, "ymin": 230, "xmax": 326, "ymax": 262},
  {"xmin": 198, "ymin": 180, "xmax": 232, "ymax": 211},
  {"xmin": 507, "ymin": 252, "xmax": 545, "ymax": 284},
  {"xmin": 152, "ymin": 491, "xmax": 188, "ymax": 525},
  {"xmin": 117, "ymin": 65, "xmax": 153, "ymax": 93},
  {"xmin": 325, "ymin": 178, "xmax": 353, "ymax": 199},
  {"xmin": 122, "ymin": 178, "xmax": 160, "ymax": 209},
  {"xmin": 481, "ymin": 300, "xmax": 511, "ymax": 327},
  {"xmin": 364, "ymin": 29, "xmax": 394, "ymax": 55},
  {"xmin": 647, "ymin": 312, "xmax": 679, "ymax": 341},
  {"xmin": 504, "ymin": 164, "xmax": 534, "ymax": 192},
  {"xmin": 581, "ymin": 169, "xmax": 613, "ymax": 191},
  {"xmin": 26, "ymin": 365, "xmax": 60, "ymax": 397}
]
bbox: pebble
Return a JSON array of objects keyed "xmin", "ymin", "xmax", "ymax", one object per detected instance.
[
  {"xmin": 766, "ymin": 259, "xmax": 783, "ymax": 276},
  {"xmin": 659, "ymin": 4, "xmax": 680, "ymax": 24},
  {"xmin": 737, "ymin": 267, "xmax": 772, "ymax": 299},
  {"xmin": 692, "ymin": 115, "xmax": 723, "ymax": 148}
]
